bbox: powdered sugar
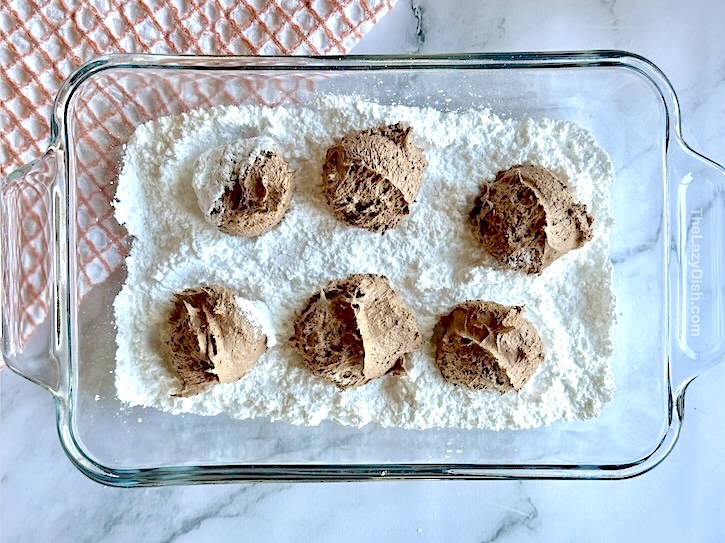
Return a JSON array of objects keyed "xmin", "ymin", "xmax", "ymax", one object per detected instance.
[
  {"xmin": 113, "ymin": 96, "xmax": 616, "ymax": 430},
  {"xmin": 191, "ymin": 136, "xmax": 277, "ymax": 224},
  {"xmin": 235, "ymin": 297, "xmax": 277, "ymax": 348}
]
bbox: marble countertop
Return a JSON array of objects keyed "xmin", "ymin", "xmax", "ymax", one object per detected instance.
[{"xmin": 2, "ymin": 0, "xmax": 724, "ymax": 541}]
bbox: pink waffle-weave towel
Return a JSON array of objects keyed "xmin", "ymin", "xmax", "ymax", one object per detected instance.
[{"xmin": 0, "ymin": 0, "xmax": 397, "ymax": 365}]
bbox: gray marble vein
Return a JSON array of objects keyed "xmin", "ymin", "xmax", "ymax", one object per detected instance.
[
  {"xmin": 158, "ymin": 486, "xmax": 290, "ymax": 543},
  {"xmin": 411, "ymin": 0, "xmax": 425, "ymax": 52},
  {"xmin": 479, "ymin": 497, "xmax": 540, "ymax": 543},
  {"xmin": 610, "ymin": 237, "xmax": 660, "ymax": 265},
  {"xmin": 496, "ymin": 17, "xmax": 506, "ymax": 39}
]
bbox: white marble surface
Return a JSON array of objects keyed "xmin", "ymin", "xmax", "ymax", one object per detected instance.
[{"xmin": 2, "ymin": 0, "xmax": 725, "ymax": 541}]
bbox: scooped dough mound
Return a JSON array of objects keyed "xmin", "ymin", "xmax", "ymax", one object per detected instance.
[
  {"xmin": 290, "ymin": 273, "xmax": 422, "ymax": 390},
  {"xmin": 192, "ymin": 137, "xmax": 295, "ymax": 237},
  {"xmin": 433, "ymin": 301, "xmax": 545, "ymax": 393},
  {"xmin": 322, "ymin": 123, "xmax": 428, "ymax": 233},
  {"xmin": 470, "ymin": 164, "xmax": 593, "ymax": 274},
  {"xmin": 162, "ymin": 285, "xmax": 274, "ymax": 397}
]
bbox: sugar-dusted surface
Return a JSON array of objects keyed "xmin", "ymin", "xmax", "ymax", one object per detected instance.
[
  {"xmin": 191, "ymin": 136, "xmax": 278, "ymax": 223},
  {"xmin": 114, "ymin": 96, "xmax": 615, "ymax": 430}
]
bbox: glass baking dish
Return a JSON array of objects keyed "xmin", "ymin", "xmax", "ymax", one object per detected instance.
[{"xmin": 2, "ymin": 52, "xmax": 724, "ymax": 486}]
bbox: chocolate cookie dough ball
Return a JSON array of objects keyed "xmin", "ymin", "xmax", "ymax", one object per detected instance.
[
  {"xmin": 192, "ymin": 137, "xmax": 295, "ymax": 237},
  {"xmin": 322, "ymin": 123, "xmax": 428, "ymax": 233},
  {"xmin": 162, "ymin": 285, "xmax": 276, "ymax": 397},
  {"xmin": 433, "ymin": 301, "xmax": 544, "ymax": 393},
  {"xmin": 290, "ymin": 274, "xmax": 422, "ymax": 390},
  {"xmin": 470, "ymin": 164, "xmax": 593, "ymax": 275}
]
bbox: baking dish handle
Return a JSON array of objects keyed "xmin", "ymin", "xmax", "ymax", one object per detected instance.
[
  {"xmin": 1, "ymin": 150, "xmax": 62, "ymax": 394},
  {"xmin": 671, "ymin": 140, "xmax": 725, "ymax": 391}
]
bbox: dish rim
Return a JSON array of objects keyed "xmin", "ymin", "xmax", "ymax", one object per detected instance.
[{"xmin": 5, "ymin": 50, "xmax": 724, "ymax": 485}]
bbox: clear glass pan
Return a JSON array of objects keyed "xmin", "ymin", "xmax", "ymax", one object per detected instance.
[{"xmin": 2, "ymin": 52, "xmax": 724, "ymax": 485}]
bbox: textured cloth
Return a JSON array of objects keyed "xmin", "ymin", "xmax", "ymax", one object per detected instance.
[
  {"xmin": 0, "ymin": 0, "xmax": 396, "ymax": 357},
  {"xmin": 1, "ymin": 0, "xmax": 395, "ymax": 174}
]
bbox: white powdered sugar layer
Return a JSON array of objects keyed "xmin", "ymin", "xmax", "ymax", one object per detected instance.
[
  {"xmin": 114, "ymin": 96, "xmax": 616, "ymax": 430},
  {"xmin": 235, "ymin": 297, "xmax": 277, "ymax": 348},
  {"xmin": 191, "ymin": 136, "xmax": 277, "ymax": 224}
]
